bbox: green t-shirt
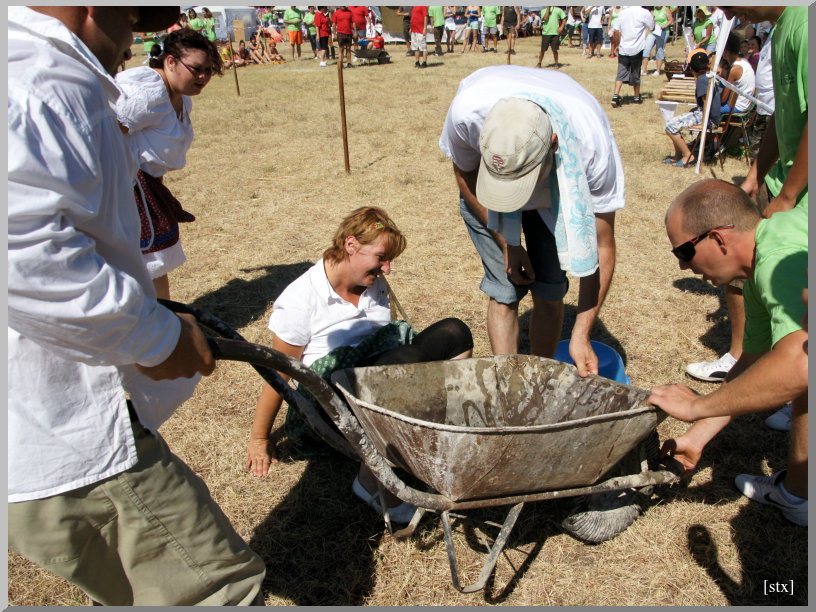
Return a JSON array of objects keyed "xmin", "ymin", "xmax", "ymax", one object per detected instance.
[
  {"xmin": 189, "ymin": 17, "xmax": 206, "ymax": 35},
  {"xmin": 763, "ymin": 6, "xmax": 809, "ymax": 210},
  {"xmin": 303, "ymin": 11, "xmax": 316, "ymax": 35},
  {"xmin": 284, "ymin": 8, "xmax": 302, "ymax": 31},
  {"xmin": 203, "ymin": 16, "xmax": 217, "ymax": 42},
  {"xmin": 143, "ymin": 33, "xmax": 157, "ymax": 54},
  {"xmin": 482, "ymin": 6, "xmax": 500, "ymax": 28},
  {"xmin": 428, "ymin": 6, "xmax": 445, "ymax": 28},
  {"xmin": 653, "ymin": 7, "xmax": 670, "ymax": 29},
  {"xmin": 693, "ymin": 18, "xmax": 713, "ymax": 45},
  {"xmin": 541, "ymin": 7, "xmax": 566, "ymax": 35},
  {"xmin": 742, "ymin": 206, "xmax": 808, "ymax": 353}
]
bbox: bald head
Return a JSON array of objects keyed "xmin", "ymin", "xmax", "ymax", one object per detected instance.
[{"xmin": 667, "ymin": 179, "xmax": 760, "ymax": 236}]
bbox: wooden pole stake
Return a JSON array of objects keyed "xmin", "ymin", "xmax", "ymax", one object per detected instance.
[
  {"xmin": 337, "ymin": 52, "xmax": 351, "ymax": 174},
  {"xmin": 228, "ymin": 33, "xmax": 240, "ymax": 96}
]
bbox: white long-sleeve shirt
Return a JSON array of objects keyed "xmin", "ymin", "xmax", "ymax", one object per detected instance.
[
  {"xmin": 8, "ymin": 7, "xmax": 197, "ymax": 503},
  {"xmin": 116, "ymin": 66, "xmax": 194, "ymax": 178}
]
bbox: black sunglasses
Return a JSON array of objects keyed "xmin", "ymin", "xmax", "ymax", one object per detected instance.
[
  {"xmin": 175, "ymin": 56, "xmax": 214, "ymax": 78},
  {"xmin": 671, "ymin": 224, "xmax": 734, "ymax": 263}
]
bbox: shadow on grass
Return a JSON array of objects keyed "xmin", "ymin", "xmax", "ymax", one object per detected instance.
[
  {"xmin": 687, "ymin": 506, "xmax": 807, "ymax": 605},
  {"xmin": 653, "ymin": 408, "xmax": 806, "ymax": 604},
  {"xmin": 672, "ymin": 277, "xmax": 732, "ymax": 355},
  {"xmin": 248, "ymin": 454, "xmax": 386, "ymax": 605},
  {"xmin": 189, "ymin": 261, "xmax": 312, "ymax": 333}
]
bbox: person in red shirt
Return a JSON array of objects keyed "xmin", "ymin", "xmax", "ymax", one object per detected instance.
[
  {"xmin": 410, "ymin": 5, "xmax": 429, "ymax": 68},
  {"xmin": 331, "ymin": 6, "xmax": 354, "ymax": 67},
  {"xmin": 349, "ymin": 5, "xmax": 368, "ymax": 51},
  {"xmin": 314, "ymin": 6, "xmax": 332, "ymax": 66},
  {"xmin": 370, "ymin": 31, "xmax": 384, "ymax": 50}
]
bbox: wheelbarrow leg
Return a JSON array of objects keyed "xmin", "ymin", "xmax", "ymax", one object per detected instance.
[{"xmin": 441, "ymin": 502, "xmax": 524, "ymax": 594}]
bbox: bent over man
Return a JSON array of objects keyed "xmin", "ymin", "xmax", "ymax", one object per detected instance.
[
  {"xmin": 439, "ymin": 65, "xmax": 625, "ymax": 376},
  {"xmin": 8, "ymin": 6, "xmax": 266, "ymax": 604}
]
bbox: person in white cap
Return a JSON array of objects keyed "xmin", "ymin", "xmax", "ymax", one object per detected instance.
[
  {"xmin": 8, "ymin": 6, "xmax": 265, "ymax": 605},
  {"xmin": 439, "ymin": 65, "xmax": 625, "ymax": 376}
]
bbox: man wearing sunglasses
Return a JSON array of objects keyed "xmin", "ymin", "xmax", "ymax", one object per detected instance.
[
  {"xmin": 8, "ymin": 6, "xmax": 265, "ymax": 604},
  {"xmin": 650, "ymin": 179, "xmax": 808, "ymax": 526}
]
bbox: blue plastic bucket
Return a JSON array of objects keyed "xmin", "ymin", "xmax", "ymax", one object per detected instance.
[{"xmin": 554, "ymin": 339, "xmax": 631, "ymax": 385}]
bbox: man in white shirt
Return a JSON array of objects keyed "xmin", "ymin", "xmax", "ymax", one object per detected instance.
[
  {"xmin": 610, "ymin": 5, "xmax": 654, "ymax": 107},
  {"xmin": 8, "ymin": 6, "xmax": 265, "ymax": 605},
  {"xmin": 439, "ymin": 66, "xmax": 624, "ymax": 377},
  {"xmin": 585, "ymin": 5, "xmax": 606, "ymax": 58}
]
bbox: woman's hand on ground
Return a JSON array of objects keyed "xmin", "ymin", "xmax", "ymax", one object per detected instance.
[{"xmin": 245, "ymin": 437, "xmax": 278, "ymax": 477}]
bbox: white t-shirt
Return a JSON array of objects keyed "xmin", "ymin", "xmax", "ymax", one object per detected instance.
[
  {"xmin": 615, "ymin": 6, "xmax": 655, "ymax": 56},
  {"xmin": 754, "ymin": 37, "xmax": 775, "ymax": 116},
  {"xmin": 439, "ymin": 65, "xmax": 625, "ymax": 232},
  {"xmin": 731, "ymin": 57, "xmax": 756, "ymax": 113},
  {"xmin": 116, "ymin": 67, "xmax": 194, "ymax": 178},
  {"xmin": 587, "ymin": 6, "xmax": 605, "ymax": 29},
  {"xmin": 269, "ymin": 259, "xmax": 391, "ymax": 366}
]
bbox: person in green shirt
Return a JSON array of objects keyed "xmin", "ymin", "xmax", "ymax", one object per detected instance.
[
  {"xmin": 200, "ymin": 7, "xmax": 217, "ymax": 42},
  {"xmin": 652, "ymin": 179, "xmax": 808, "ymax": 527},
  {"xmin": 692, "ymin": 6, "xmax": 715, "ymax": 51},
  {"xmin": 726, "ymin": 5, "xmax": 808, "ymax": 215},
  {"xmin": 304, "ymin": 6, "xmax": 317, "ymax": 59},
  {"xmin": 187, "ymin": 8, "xmax": 206, "ymax": 37},
  {"xmin": 642, "ymin": 6, "xmax": 674, "ymax": 75},
  {"xmin": 428, "ymin": 6, "xmax": 446, "ymax": 56},
  {"xmin": 142, "ymin": 32, "xmax": 157, "ymax": 56},
  {"xmin": 481, "ymin": 6, "xmax": 500, "ymax": 52},
  {"xmin": 283, "ymin": 6, "xmax": 303, "ymax": 61},
  {"xmin": 536, "ymin": 6, "xmax": 566, "ymax": 68}
]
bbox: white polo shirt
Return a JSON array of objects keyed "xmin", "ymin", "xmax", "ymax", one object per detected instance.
[
  {"xmin": 615, "ymin": 6, "xmax": 655, "ymax": 56},
  {"xmin": 269, "ymin": 259, "xmax": 391, "ymax": 366}
]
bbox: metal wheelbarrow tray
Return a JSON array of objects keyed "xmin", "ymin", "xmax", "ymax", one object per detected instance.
[
  {"xmin": 331, "ymin": 355, "xmax": 666, "ymax": 502},
  {"xmin": 167, "ymin": 301, "xmax": 681, "ymax": 593}
]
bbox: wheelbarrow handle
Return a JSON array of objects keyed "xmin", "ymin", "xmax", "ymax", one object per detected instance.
[
  {"xmin": 158, "ymin": 298, "xmax": 355, "ymax": 459},
  {"xmin": 158, "ymin": 300, "xmax": 455, "ymax": 511}
]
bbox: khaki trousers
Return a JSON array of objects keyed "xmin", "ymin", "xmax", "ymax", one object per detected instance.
[{"xmin": 9, "ymin": 421, "xmax": 266, "ymax": 606}]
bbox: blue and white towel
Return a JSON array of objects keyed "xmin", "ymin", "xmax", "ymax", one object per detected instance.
[{"xmin": 487, "ymin": 92, "xmax": 598, "ymax": 278}]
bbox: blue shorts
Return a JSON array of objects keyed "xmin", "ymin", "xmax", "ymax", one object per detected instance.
[{"xmin": 459, "ymin": 198, "xmax": 568, "ymax": 304}]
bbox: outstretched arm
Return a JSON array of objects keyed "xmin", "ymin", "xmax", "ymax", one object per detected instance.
[{"xmin": 570, "ymin": 211, "xmax": 616, "ymax": 376}]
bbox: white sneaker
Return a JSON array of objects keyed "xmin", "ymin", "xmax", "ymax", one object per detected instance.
[
  {"xmin": 352, "ymin": 475, "xmax": 418, "ymax": 524},
  {"xmin": 734, "ymin": 470, "xmax": 808, "ymax": 526},
  {"xmin": 319, "ymin": 61, "xmax": 327, "ymax": 67},
  {"xmin": 685, "ymin": 352, "xmax": 737, "ymax": 382},
  {"xmin": 765, "ymin": 403, "xmax": 793, "ymax": 431}
]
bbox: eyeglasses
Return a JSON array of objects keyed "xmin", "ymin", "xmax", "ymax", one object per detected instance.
[
  {"xmin": 174, "ymin": 56, "xmax": 214, "ymax": 78},
  {"xmin": 671, "ymin": 224, "xmax": 734, "ymax": 263}
]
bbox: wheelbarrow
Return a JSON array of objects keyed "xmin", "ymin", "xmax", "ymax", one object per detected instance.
[
  {"xmin": 166, "ymin": 301, "xmax": 682, "ymax": 593},
  {"xmin": 351, "ymin": 47, "xmax": 391, "ymax": 65}
]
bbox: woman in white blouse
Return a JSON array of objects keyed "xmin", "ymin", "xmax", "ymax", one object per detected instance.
[
  {"xmin": 117, "ymin": 29, "xmax": 222, "ymax": 299},
  {"xmin": 246, "ymin": 207, "xmax": 473, "ymax": 522}
]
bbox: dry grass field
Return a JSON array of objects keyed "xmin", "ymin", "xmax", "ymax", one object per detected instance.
[{"xmin": 8, "ymin": 34, "xmax": 807, "ymax": 606}]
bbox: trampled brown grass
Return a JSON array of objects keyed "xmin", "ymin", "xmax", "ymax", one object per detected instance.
[{"xmin": 8, "ymin": 35, "xmax": 807, "ymax": 606}]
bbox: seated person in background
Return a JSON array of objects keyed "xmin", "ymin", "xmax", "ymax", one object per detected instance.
[
  {"xmin": 370, "ymin": 31, "xmax": 385, "ymax": 49},
  {"xmin": 746, "ymin": 35, "xmax": 762, "ymax": 72},
  {"xmin": 718, "ymin": 33, "xmax": 756, "ymax": 117},
  {"xmin": 245, "ymin": 35, "xmax": 269, "ymax": 64},
  {"xmin": 237, "ymin": 40, "xmax": 253, "ymax": 64},
  {"xmin": 218, "ymin": 43, "xmax": 234, "ymax": 69},
  {"xmin": 651, "ymin": 179, "xmax": 808, "ymax": 527},
  {"xmin": 245, "ymin": 206, "xmax": 473, "ymax": 523},
  {"xmin": 663, "ymin": 51, "xmax": 721, "ymax": 167}
]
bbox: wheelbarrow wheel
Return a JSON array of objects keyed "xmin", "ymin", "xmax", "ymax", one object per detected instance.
[{"xmin": 560, "ymin": 430, "xmax": 661, "ymax": 544}]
